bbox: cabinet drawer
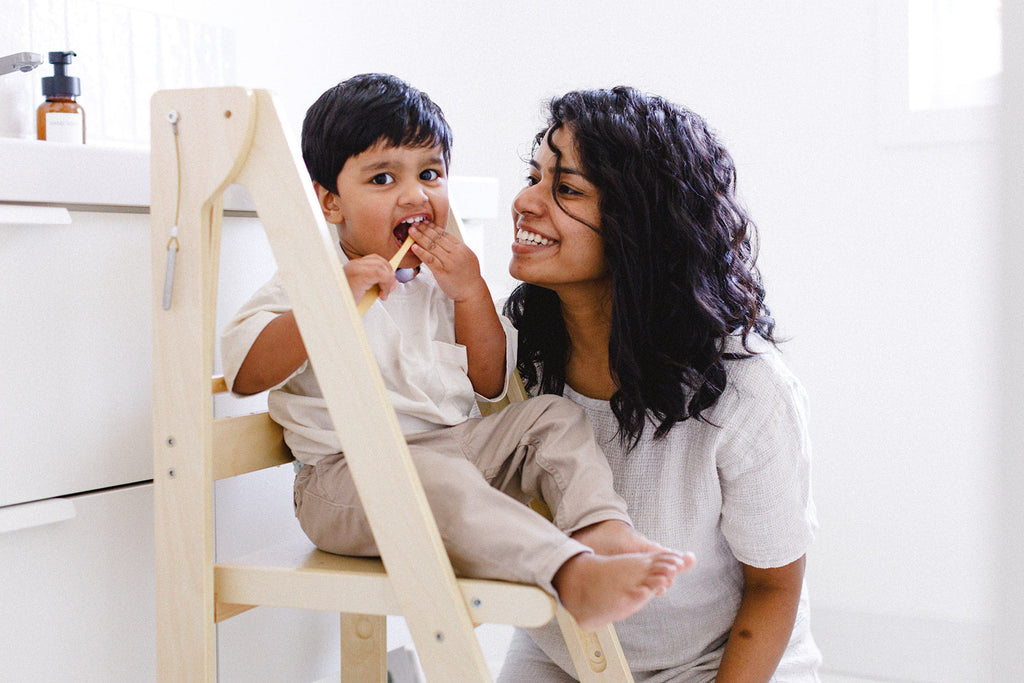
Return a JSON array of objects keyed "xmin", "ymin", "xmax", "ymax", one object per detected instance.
[
  {"xmin": 0, "ymin": 211, "xmax": 152, "ymax": 506},
  {"xmin": 1, "ymin": 210, "xmax": 275, "ymax": 507},
  {"xmin": 0, "ymin": 483, "xmax": 155, "ymax": 680}
]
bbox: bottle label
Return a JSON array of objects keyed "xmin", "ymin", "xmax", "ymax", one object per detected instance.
[{"xmin": 45, "ymin": 112, "xmax": 84, "ymax": 144}]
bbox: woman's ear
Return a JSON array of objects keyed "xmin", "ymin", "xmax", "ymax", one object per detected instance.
[{"xmin": 314, "ymin": 182, "xmax": 344, "ymax": 223}]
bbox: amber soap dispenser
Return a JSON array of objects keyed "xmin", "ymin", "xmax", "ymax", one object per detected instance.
[{"xmin": 37, "ymin": 51, "xmax": 85, "ymax": 143}]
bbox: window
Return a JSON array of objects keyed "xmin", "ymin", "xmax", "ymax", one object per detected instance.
[
  {"xmin": 878, "ymin": 1, "xmax": 1001, "ymax": 145},
  {"xmin": 908, "ymin": 0, "xmax": 1002, "ymax": 111}
]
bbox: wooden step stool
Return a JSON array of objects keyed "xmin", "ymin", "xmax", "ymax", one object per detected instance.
[{"xmin": 150, "ymin": 86, "xmax": 633, "ymax": 682}]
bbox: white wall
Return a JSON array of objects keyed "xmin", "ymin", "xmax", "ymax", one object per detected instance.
[
  {"xmin": 222, "ymin": 5, "xmax": 1001, "ymax": 677},
  {"xmin": 997, "ymin": 1, "xmax": 1024, "ymax": 680},
  {"xmin": 3, "ymin": 1, "xmax": 1004, "ymax": 679}
]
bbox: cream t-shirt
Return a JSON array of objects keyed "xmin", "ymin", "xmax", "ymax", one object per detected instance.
[{"xmin": 220, "ymin": 264, "xmax": 516, "ymax": 465}]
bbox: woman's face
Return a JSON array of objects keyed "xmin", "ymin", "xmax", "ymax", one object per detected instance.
[{"xmin": 509, "ymin": 127, "xmax": 609, "ymax": 294}]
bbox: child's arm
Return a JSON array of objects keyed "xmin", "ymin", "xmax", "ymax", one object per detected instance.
[
  {"xmin": 232, "ymin": 311, "xmax": 307, "ymax": 395},
  {"xmin": 232, "ymin": 255, "xmax": 400, "ymax": 395},
  {"xmin": 408, "ymin": 222, "xmax": 506, "ymax": 398},
  {"xmin": 715, "ymin": 556, "xmax": 805, "ymax": 682}
]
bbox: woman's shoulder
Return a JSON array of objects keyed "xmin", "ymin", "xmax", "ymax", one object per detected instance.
[
  {"xmin": 717, "ymin": 334, "xmax": 807, "ymax": 422},
  {"xmin": 713, "ymin": 335, "xmax": 813, "ymax": 476}
]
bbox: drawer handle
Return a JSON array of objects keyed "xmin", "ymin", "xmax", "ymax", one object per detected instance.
[
  {"xmin": 0, "ymin": 498, "xmax": 77, "ymax": 534},
  {"xmin": 0, "ymin": 205, "xmax": 72, "ymax": 226}
]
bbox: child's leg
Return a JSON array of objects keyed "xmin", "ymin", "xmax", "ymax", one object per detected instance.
[
  {"xmin": 295, "ymin": 439, "xmax": 691, "ymax": 630},
  {"xmin": 293, "ymin": 455, "xmax": 378, "ymax": 556},
  {"xmin": 461, "ymin": 395, "xmax": 633, "ymax": 537},
  {"xmin": 294, "ymin": 444, "xmax": 591, "ymax": 593},
  {"xmin": 403, "ymin": 429, "xmax": 693, "ymax": 630}
]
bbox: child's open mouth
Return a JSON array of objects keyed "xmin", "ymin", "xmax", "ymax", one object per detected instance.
[{"xmin": 393, "ymin": 215, "xmax": 428, "ymax": 243}]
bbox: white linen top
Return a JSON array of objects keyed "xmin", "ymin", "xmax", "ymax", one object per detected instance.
[
  {"xmin": 521, "ymin": 337, "xmax": 821, "ymax": 681},
  {"xmin": 220, "ymin": 263, "xmax": 516, "ymax": 466}
]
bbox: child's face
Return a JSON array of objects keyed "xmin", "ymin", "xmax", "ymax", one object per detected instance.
[{"xmin": 317, "ymin": 139, "xmax": 449, "ymax": 269}]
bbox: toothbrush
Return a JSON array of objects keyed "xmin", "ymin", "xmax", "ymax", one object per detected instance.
[{"xmin": 356, "ymin": 234, "xmax": 416, "ymax": 315}]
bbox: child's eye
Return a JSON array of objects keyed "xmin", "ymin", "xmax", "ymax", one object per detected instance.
[
  {"xmin": 420, "ymin": 169, "xmax": 440, "ymax": 181},
  {"xmin": 370, "ymin": 173, "xmax": 394, "ymax": 185}
]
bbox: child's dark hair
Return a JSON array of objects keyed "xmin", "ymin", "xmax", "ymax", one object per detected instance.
[
  {"xmin": 505, "ymin": 86, "xmax": 775, "ymax": 449},
  {"xmin": 301, "ymin": 73, "xmax": 452, "ymax": 193}
]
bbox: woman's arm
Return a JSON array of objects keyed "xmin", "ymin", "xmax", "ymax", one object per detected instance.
[{"xmin": 715, "ymin": 555, "xmax": 805, "ymax": 682}]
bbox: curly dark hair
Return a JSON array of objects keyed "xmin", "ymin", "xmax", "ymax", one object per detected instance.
[{"xmin": 504, "ymin": 86, "xmax": 775, "ymax": 448}]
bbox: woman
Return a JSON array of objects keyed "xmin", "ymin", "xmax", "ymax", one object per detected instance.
[{"xmin": 499, "ymin": 87, "xmax": 820, "ymax": 681}]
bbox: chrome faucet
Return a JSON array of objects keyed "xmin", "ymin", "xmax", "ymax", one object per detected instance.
[{"xmin": 0, "ymin": 52, "xmax": 43, "ymax": 76}]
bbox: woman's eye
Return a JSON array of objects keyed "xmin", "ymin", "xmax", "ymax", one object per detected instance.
[
  {"xmin": 420, "ymin": 169, "xmax": 440, "ymax": 181},
  {"xmin": 557, "ymin": 184, "xmax": 581, "ymax": 196},
  {"xmin": 371, "ymin": 173, "xmax": 394, "ymax": 185},
  {"xmin": 524, "ymin": 175, "xmax": 539, "ymax": 187}
]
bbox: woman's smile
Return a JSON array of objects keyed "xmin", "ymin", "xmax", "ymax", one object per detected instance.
[{"xmin": 513, "ymin": 226, "xmax": 557, "ymax": 249}]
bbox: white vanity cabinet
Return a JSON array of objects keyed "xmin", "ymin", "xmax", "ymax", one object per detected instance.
[
  {"xmin": 0, "ymin": 139, "xmax": 336, "ymax": 681},
  {"xmin": 0, "ymin": 197, "xmax": 158, "ymax": 678},
  {"xmin": 1, "ymin": 208, "xmax": 153, "ymax": 508},
  {"xmin": 0, "ymin": 197, "xmax": 157, "ymax": 679},
  {"xmin": 0, "ymin": 139, "xmax": 502, "ymax": 680},
  {"xmin": 0, "ymin": 483, "xmax": 157, "ymax": 680}
]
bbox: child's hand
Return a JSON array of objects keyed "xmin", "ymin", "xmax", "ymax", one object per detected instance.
[
  {"xmin": 343, "ymin": 254, "xmax": 398, "ymax": 303},
  {"xmin": 408, "ymin": 222, "xmax": 487, "ymax": 303}
]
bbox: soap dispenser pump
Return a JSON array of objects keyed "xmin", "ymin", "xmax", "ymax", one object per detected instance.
[{"xmin": 37, "ymin": 51, "xmax": 85, "ymax": 143}]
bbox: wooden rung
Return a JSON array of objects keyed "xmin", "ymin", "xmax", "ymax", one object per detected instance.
[
  {"xmin": 212, "ymin": 375, "xmax": 229, "ymax": 394},
  {"xmin": 212, "ymin": 412, "xmax": 293, "ymax": 480},
  {"xmin": 215, "ymin": 541, "xmax": 556, "ymax": 629}
]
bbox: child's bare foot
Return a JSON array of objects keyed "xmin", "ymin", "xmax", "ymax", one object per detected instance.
[
  {"xmin": 571, "ymin": 519, "xmax": 665, "ymax": 556},
  {"xmin": 552, "ymin": 550, "xmax": 694, "ymax": 631}
]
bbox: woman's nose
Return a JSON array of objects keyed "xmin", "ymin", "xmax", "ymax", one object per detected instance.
[{"xmin": 513, "ymin": 182, "xmax": 543, "ymax": 216}]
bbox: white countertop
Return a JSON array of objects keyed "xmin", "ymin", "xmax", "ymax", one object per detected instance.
[
  {"xmin": 0, "ymin": 137, "xmax": 497, "ymax": 217},
  {"xmin": 0, "ymin": 138, "xmax": 251, "ymax": 212}
]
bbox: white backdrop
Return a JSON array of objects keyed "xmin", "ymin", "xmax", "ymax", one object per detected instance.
[{"xmin": 3, "ymin": 1, "xmax": 1005, "ymax": 678}]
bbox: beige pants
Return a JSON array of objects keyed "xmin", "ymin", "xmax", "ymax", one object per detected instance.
[{"xmin": 293, "ymin": 394, "xmax": 631, "ymax": 594}]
